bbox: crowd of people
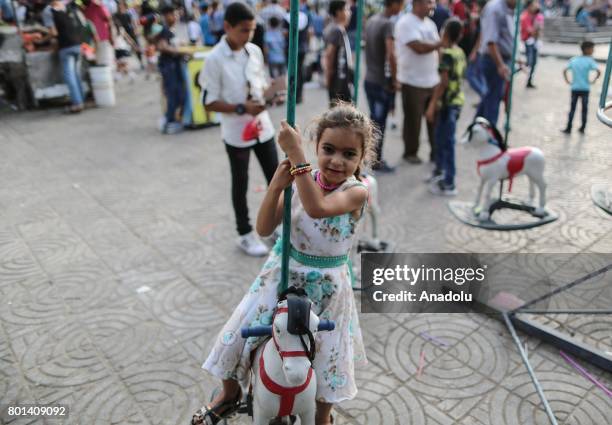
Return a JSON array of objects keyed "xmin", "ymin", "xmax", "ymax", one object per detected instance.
[{"xmin": 0, "ymin": 0, "xmax": 604, "ymax": 242}]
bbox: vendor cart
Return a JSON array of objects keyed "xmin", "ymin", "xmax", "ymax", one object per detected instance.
[{"xmin": 0, "ymin": 25, "xmax": 89, "ymax": 110}]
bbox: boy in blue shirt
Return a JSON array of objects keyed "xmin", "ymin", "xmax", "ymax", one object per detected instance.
[
  {"xmin": 199, "ymin": 3, "xmax": 218, "ymax": 46},
  {"xmin": 264, "ymin": 16, "xmax": 286, "ymax": 78},
  {"xmin": 561, "ymin": 40, "xmax": 601, "ymax": 134}
]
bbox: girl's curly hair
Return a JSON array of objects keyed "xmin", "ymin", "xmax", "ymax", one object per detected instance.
[{"xmin": 309, "ymin": 102, "xmax": 379, "ymax": 180}]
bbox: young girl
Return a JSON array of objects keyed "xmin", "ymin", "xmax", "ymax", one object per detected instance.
[{"xmin": 193, "ymin": 103, "xmax": 377, "ymax": 425}]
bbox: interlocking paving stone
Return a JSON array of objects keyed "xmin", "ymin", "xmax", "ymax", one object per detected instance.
[{"xmin": 1, "ymin": 56, "xmax": 611, "ymax": 424}]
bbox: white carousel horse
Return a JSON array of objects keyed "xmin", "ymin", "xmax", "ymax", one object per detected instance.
[
  {"xmin": 249, "ymin": 295, "xmax": 321, "ymax": 425},
  {"xmin": 357, "ymin": 172, "xmax": 388, "ymax": 252},
  {"xmin": 461, "ymin": 117, "xmax": 547, "ymax": 221}
]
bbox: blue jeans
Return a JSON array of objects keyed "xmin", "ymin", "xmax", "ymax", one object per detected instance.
[
  {"xmin": 525, "ymin": 43, "xmax": 538, "ymax": 85},
  {"xmin": 466, "ymin": 55, "xmax": 487, "ymax": 98},
  {"xmin": 435, "ymin": 106, "xmax": 461, "ymax": 186},
  {"xmin": 159, "ymin": 60, "xmax": 185, "ymax": 124},
  {"xmin": 364, "ymin": 80, "xmax": 395, "ymax": 162},
  {"xmin": 59, "ymin": 45, "xmax": 84, "ymax": 106},
  {"xmin": 475, "ymin": 54, "xmax": 507, "ymax": 127},
  {"xmin": 566, "ymin": 90, "xmax": 589, "ymax": 130}
]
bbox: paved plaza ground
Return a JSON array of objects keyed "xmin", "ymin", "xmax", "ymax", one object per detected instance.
[{"xmin": 1, "ymin": 56, "xmax": 611, "ymax": 425}]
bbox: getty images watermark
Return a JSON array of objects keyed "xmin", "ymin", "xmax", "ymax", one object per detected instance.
[
  {"xmin": 360, "ymin": 253, "xmax": 611, "ymax": 313},
  {"xmin": 360, "ymin": 253, "xmax": 490, "ymax": 313}
]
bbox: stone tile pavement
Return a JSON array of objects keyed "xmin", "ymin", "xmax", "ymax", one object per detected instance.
[{"xmin": 0, "ymin": 56, "xmax": 611, "ymax": 425}]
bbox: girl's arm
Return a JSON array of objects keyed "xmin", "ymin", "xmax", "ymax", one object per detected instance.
[
  {"xmin": 278, "ymin": 122, "xmax": 368, "ymax": 219},
  {"xmin": 256, "ymin": 159, "xmax": 293, "ymax": 237}
]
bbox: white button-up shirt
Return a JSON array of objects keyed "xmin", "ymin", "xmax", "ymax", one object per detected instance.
[{"xmin": 198, "ymin": 36, "xmax": 275, "ymax": 147}]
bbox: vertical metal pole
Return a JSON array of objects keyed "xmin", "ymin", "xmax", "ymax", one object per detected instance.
[
  {"xmin": 599, "ymin": 38, "xmax": 611, "ymax": 109},
  {"xmin": 10, "ymin": 0, "xmax": 21, "ymax": 31},
  {"xmin": 279, "ymin": 0, "xmax": 300, "ymax": 295},
  {"xmin": 504, "ymin": 0, "xmax": 522, "ymax": 145},
  {"xmin": 352, "ymin": 0, "xmax": 365, "ymax": 103}
]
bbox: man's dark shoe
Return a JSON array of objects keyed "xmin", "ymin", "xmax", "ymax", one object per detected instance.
[
  {"xmin": 404, "ymin": 155, "xmax": 423, "ymax": 164},
  {"xmin": 372, "ymin": 160, "xmax": 396, "ymax": 173},
  {"xmin": 578, "ymin": 127, "xmax": 585, "ymax": 134},
  {"xmin": 526, "ymin": 82, "xmax": 536, "ymax": 89},
  {"xmin": 560, "ymin": 128, "xmax": 571, "ymax": 135}
]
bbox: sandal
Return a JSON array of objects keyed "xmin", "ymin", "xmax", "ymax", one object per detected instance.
[{"xmin": 191, "ymin": 389, "xmax": 242, "ymax": 425}]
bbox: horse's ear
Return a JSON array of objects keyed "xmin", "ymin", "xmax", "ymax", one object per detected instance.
[
  {"xmin": 462, "ymin": 122, "xmax": 475, "ymax": 143},
  {"xmin": 491, "ymin": 125, "xmax": 506, "ymax": 151}
]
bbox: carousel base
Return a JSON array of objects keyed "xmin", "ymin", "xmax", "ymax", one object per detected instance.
[
  {"xmin": 591, "ymin": 184, "xmax": 612, "ymax": 215},
  {"xmin": 448, "ymin": 198, "xmax": 558, "ymax": 230}
]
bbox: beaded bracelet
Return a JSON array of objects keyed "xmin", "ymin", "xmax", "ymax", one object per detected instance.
[
  {"xmin": 290, "ymin": 166, "xmax": 312, "ymax": 176},
  {"xmin": 289, "ymin": 163, "xmax": 311, "ymax": 174}
]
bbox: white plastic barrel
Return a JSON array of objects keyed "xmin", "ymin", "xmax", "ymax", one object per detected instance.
[{"xmin": 89, "ymin": 65, "xmax": 115, "ymax": 107}]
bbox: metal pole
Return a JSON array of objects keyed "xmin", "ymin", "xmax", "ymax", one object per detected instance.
[
  {"xmin": 596, "ymin": 38, "xmax": 612, "ymax": 127},
  {"xmin": 598, "ymin": 38, "xmax": 611, "ymax": 110},
  {"xmin": 10, "ymin": 0, "xmax": 21, "ymax": 31},
  {"xmin": 503, "ymin": 0, "xmax": 522, "ymax": 144},
  {"xmin": 503, "ymin": 313, "xmax": 559, "ymax": 425},
  {"xmin": 511, "ymin": 263, "xmax": 612, "ymax": 314},
  {"xmin": 352, "ymin": 0, "xmax": 364, "ymax": 103},
  {"xmin": 279, "ymin": 0, "xmax": 300, "ymax": 295}
]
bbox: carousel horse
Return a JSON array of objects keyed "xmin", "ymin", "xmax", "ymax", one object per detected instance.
[
  {"xmin": 356, "ymin": 172, "xmax": 388, "ymax": 252},
  {"xmin": 462, "ymin": 117, "xmax": 547, "ymax": 221},
  {"xmin": 242, "ymin": 288, "xmax": 335, "ymax": 425}
]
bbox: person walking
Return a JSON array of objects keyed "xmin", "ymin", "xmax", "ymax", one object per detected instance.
[
  {"xmin": 324, "ymin": 0, "xmax": 353, "ymax": 106},
  {"xmin": 520, "ymin": 0, "xmax": 543, "ymax": 88},
  {"xmin": 42, "ymin": 0, "xmax": 86, "ymax": 113},
  {"xmin": 395, "ymin": 0, "xmax": 441, "ymax": 164},
  {"xmin": 364, "ymin": 0, "xmax": 404, "ymax": 172},
  {"xmin": 474, "ymin": 0, "xmax": 516, "ymax": 126}
]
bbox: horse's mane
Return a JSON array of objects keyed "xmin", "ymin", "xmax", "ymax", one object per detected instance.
[
  {"xmin": 490, "ymin": 124, "xmax": 507, "ymax": 152},
  {"xmin": 278, "ymin": 286, "xmax": 307, "ymax": 301}
]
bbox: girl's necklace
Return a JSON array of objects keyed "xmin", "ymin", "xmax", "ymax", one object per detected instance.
[{"xmin": 316, "ymin": 170, "xmax": 342, "ymax": 191}]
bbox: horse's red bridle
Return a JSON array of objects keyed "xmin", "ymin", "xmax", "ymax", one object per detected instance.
[
  {"xmin": 258, "ymin": 306, "xmax": 314, "ymax": 417},
  {"xmin": 271, "ymin": 307, "xmax": 311, "ymax": 359}
]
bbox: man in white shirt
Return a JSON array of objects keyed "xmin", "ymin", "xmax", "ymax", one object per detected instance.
[
  {"xmin": 259, "ymin": 0, "xmax": 287, "ymax": 29},
  {"xmin": 199, "ymin": 2, "xmax": 278, "ymax": 256},
  {"xmin": 394, "ymin": 0, "xmax": 441, "ymax": 164}
]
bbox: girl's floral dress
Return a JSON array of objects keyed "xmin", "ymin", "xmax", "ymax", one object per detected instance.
[{"xmin": 203, "ymin": 173, "xmax": 368, "ymax": 403}]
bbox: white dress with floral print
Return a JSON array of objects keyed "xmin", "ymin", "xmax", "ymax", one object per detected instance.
[{"xmin": 202, "ymin": 173, "xmax": 368, "ymax": 403}]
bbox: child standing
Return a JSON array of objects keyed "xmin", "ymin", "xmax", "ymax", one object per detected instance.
[
  {"xmin": 192, "ymin": 103, "xmax": 374, "ymax": 425},
  {"xmin": 425, "ymin": 18, "xmax": 466, "ymax": 196},
  {"xmin": 156, "ymin": 5, "xmax": 191, "ymax": 134},
  {"xmin": 198, "ymin": 2, "xmax": 278, "ymax": 257},
  {"xmin": 264, "ymin": 16, "xmax": 286, "ymax": 78},
  {"xmin": 561, "ymin": 40, "xmax": 601, "ymax": 134}
]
